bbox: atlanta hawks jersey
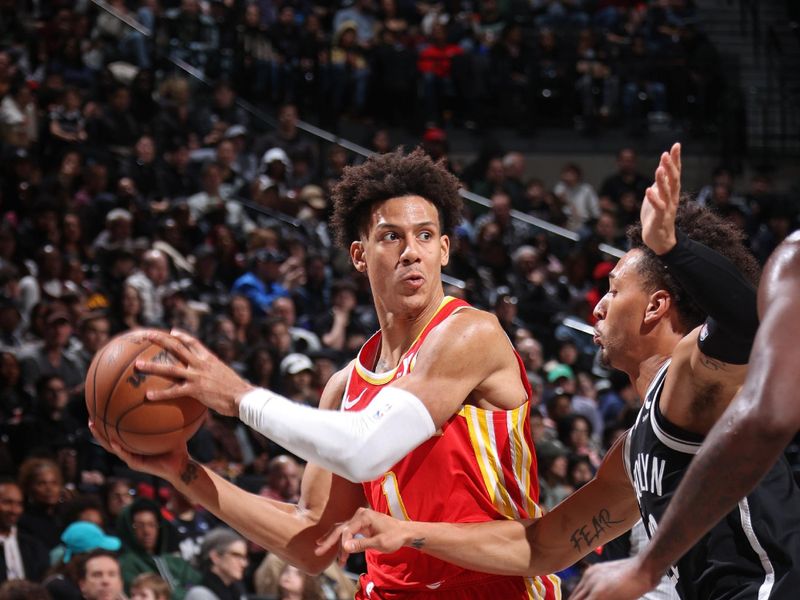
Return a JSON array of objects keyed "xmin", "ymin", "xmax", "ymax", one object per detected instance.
[
  {"xmin": 626, "ymin": 360, "xmax": 800, "ymax": 599},
  {"xmin": 341, "ymin": 296, "xmax": 560, "ymax": 599}
]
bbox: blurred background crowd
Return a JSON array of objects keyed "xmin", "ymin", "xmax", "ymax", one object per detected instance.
[{"xmin": 0, "ymin": 0, "xmax": 799, "ymax": 598}]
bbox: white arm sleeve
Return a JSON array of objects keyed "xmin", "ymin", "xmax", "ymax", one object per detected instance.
[{"xmin": 238, "ymin": 387, "xmax": 437, "ymax": 483}]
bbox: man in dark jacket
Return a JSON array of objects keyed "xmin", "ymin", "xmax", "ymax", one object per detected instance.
[
  {"xmin": 0, "ymin": 480, "xmax": 49, "ymax": 583},
  {"xmin": 117, "ymin": 498, "xmax": 200, "ymax": 599}
]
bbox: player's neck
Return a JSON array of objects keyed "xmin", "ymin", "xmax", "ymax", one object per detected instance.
[
  {"xmin": 374, "ymin": 290, "xmax": 445, "ymax": 369},
  {"xmin": 630, "ymin": 354, "xmax": 672, "ymax": 398}
]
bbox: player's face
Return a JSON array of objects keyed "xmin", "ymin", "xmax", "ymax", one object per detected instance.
[
  {"xmin": 352, "ymin": 196, "xmax": 449, "ymax": 319},
  {"xmin": 592, "ymin": 250, "xmax": 652, "ymax": 372}
]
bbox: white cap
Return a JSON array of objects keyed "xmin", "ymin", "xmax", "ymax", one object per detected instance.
[{"xmin": 280, "ymin": 353, "xmax": 314, "ymax": 376}]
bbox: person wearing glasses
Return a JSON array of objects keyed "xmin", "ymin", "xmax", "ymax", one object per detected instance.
[{"xmin": 185, "ymin": 528, "xmax": 248, "ymax": 600}]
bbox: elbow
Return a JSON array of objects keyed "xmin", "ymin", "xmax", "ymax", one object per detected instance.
[
  {"xmin": 294, "ymin": 554, "xmax": 333, "ymax": 576},
  {"xmin": 336, "ymin": 444, "xmax": 394, "ymax": 483}
]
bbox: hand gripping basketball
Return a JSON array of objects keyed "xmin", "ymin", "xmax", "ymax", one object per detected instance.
[{"xmin": 135, "ymin": 329, "xmax": 254, "ymax": 417}]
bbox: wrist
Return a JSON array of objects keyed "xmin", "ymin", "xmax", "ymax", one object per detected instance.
[
  {"xmin": 654, "ymin": 228, "xmax": 683, "ymax": 257},
  {"xmin": 234, "ymin": 384, "xmax": 257, "ymax": 414},
  {"xmin": 634, "ymin": 554, "xmax": 665, "ymax": 588}
]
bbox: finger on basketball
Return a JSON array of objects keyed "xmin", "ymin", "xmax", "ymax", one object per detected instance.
[
  {"xmin": 144, "ymin": 330, "xmax": 195, "ymax": 365},
  {"xmin": 146, "ymin": 383, "xmax": 191, "ymax": 402},
  {"xmin": 134, "ymin": 359, "xmax": 190, "ymax": 380},
  {"xmin": 171, "ymin": 329, "xmax": 210, "ymax": 360}
]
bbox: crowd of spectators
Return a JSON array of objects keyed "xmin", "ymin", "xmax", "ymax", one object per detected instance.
[
  {"xmin": 0, "ymin": 0, "xmax": 799, "ymax": 598},
  {"xmin": 0, "ymin": 0, "xmax": 730, "ymax": 136}
]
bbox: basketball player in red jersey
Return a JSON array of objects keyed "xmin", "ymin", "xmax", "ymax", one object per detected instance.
[{"xmin": 91, "ymin": 149, "xmax": 561, "ymax": 599}]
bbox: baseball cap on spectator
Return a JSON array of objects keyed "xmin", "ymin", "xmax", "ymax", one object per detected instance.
[
  {"xmin": 61, "ymin": 521, "xmax": 121, "ymax": 562},
  {"xmin": 299, "ymin": 185, "xmax": 327, "ymax": 210},
  {"xmin": 224, "ymin": 124, "xmax": 247, "ymax": 139},
  {"xmin": 546, "ymin": 363, "xmax": 574, "ymax": 384},
  {"xmin": 105, "ymin": 208, "xmax": 133, "ymax": 224},
  {"xmin": 45, "ymin": 305, "xmax": 71, "ymax": 326},
  {"xmin": 261, "ymin": 147, "xmax": 290, "ymax": 168},
  {"xmin": 423, "ymin": 127, "xmax": 447, "ymax": 143},
  {"xmin": 280, "ymin": 353, "xmax": 314, "ymax": 376}
]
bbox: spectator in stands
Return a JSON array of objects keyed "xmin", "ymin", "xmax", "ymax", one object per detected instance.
[
  {"xmin": 279, "ymin": 353, "xmax": 319, "ymax": 406},
  {"xmin": 598, "ymin": 147, "xmax": 649, "ymax": 209},
  {"xmin": 125, "ymin": 249, "xmax": 172, "ymax": 327},
  {"xmin": 329, "ymin": 21, "xmax": 370, "ymax": 118},
  {"xmin": 117, "ymin": 498, "xmax": 201, "ymax": 599},
  {"xmin": 9, "ymin": 374, "xmax": 83, "ymax": 462},
  {"xmin": 0, "ymin": 479, "xmax": 49, "ymax": 584},
  {"xmin": 130, "ymin": 572, "xmax": 171, "ymax": 600},
  {"xmin": 554, "ymin": 162, "xmax": 600, "ymax": 232},
  {"xmin": 17, "ymin": 458, "xmax": 67, "ymax": 550},
  {"xmin": 18, "ymin": 304, "xmax": 83, "ymax": 396},
  {"xmin": 77, "ymin": 549, "xmax": 125, "ymax": 600},
  {"xmin": 185, "ymin": 528, "xmax": 247, "ymax": 600},
  {"xmin": 417, "ymin": 21, "xmax": 464, "ymax": 126},
  {"xmin": 269, "ymin": 297, "xmax": 320, "ymax": 354},
  {"xmin": 0, "ymin": 579, "xmax": 52, "ymax": 600},
  {"xmin": 231, "ymin": 249, "xmax": 290, "ymax": 316}
]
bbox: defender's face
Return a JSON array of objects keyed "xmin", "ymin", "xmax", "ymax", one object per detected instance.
[
  {"xmin": 352, "ymin": 196, "xmax": 449, "ymax": 317},
  {"xmin": 592, "ymin": 250, "xmax": 651, "ymax": 371}
]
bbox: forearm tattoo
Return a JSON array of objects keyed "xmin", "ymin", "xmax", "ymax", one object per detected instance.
[
  {"xmin": 569, "ymin": 509, "xmax": 625, "ymax": 552},
  {"xmin": 180, "ymin": 461, "xmax": 200, "ymax": 485},
  {"xmin": 411, "ymin": 538, "xmax": 426, "ymax": 550}
]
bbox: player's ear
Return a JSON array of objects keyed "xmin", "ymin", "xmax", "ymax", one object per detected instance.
[
  {"xmin": 644, "ymin": 290, "xmax": 671, "ymax": 324},
  {"xmin": 351, "ymin": 240, "xmax": 366, "ymax": 273},
  {"xmin": 440, "ymin": 234, "xmax": 450, "ymax": 267}
]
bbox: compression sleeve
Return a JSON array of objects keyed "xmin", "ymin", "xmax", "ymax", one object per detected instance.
[
  {"xmin": 238, "ymin": 387, "xmax": 436, "ymax": 483},
  {"xmin": 658, "ymin": 229, "xmax": 758, "ymax": 364}
]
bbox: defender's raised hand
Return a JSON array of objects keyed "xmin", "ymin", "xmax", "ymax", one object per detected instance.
[
  {"xmin": 641, "ymin": 142, "xmax": 682, "ymax": 255},
  {"xmin": 135, "ymin": 329, "xmax": 254, "ymax": 416}
]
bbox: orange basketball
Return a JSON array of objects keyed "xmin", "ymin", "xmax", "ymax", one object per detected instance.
[{"xmin": 85, "ymin": 329, "xmax": 207, "ymax": 455}]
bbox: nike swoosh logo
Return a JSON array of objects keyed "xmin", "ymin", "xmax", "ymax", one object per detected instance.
[{"xmin": 341, "ymin": 389, "xmax": 367, "ymax": 410}]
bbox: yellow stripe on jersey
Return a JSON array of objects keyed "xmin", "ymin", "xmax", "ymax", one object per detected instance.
[
  {"xmin": 529, "ymin": 575, "xmax": 546, "ymax": 599},
  {"xmin": 462, "ymin": 405, "xmax": 517, "ymax": 518},
  {"xmin": 548, "ymin": 575, "xmax": 562, "ymax": 600},
  {"xmin": 511, "ymin": 403, "xmax": 542, "ymax": 518},
  {"xmin": 354, "ymin": 296, "xmax": 456, "ymax": 385},
  {"xmin": 463, "ymin": 405, "xmax": 499, "ymax": 508},
  {"xmin": 481, "ymin": 408, "xmax": 519, "ymax": 518}
]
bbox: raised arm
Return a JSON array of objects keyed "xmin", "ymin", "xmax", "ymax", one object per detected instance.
[
  {"xmin": 91, "ymin": 368, "xmax": 365, "ymax": 574},
  {"xmin": 135, "ymin": 310, "xmax": 523, "ymax": 484},
  {"xmin": 573, "ymin": 233, "xmax": 800, "ymax": 600},
  {"xmin": 639, "ymin": 143, "xmax": 757, "ymax": 428},
  {"xmin": 318, "ymin": 434, "xmax": 639, "ymax": 577}
]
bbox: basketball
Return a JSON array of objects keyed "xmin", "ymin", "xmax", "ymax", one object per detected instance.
[{"xmin": 85, "ymin": 329, "xmax": 207, "ymax": 455}]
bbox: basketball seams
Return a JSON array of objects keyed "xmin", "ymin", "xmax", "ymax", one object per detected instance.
[
  {"xmin": 114, "ymin": 404, "xmax": 207, "ymax": 456},
  {"xmin": 102, "ymin": 342, "xmax": 161, "ymax": 446}
]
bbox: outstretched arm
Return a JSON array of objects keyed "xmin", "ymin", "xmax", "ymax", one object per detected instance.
[
  {"xmin": 91, "ymin": 368, "xmax": 366, "ymax": 574},
  {"xmin": 318, "ymin": 435, "xmax": 639, "ymax": 577},
  {"xmin": 572, "ymin": 234, "xmax": 800, "ymax": 600},
  {"xmin": 135, "ymin": 310, "xmax": 524, "ymax": 483}
]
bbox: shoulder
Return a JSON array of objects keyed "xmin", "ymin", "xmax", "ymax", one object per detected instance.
[
  {"xmin": 419, "ymin": 307, "xmax": 511, "ymax": 365},
  {"xmin": 318, "ymin": 363, "xmax": 354, "ymax": 410}
]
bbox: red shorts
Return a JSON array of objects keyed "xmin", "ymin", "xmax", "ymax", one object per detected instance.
[{"xmin": 354, "ymin": 572, "xmax": 560, "ymax": 599}]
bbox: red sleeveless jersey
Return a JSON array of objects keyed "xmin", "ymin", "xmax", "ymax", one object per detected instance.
[{"xmin": 342, "ymin": 297, "xmax": 561, "ymax": 599}]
